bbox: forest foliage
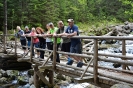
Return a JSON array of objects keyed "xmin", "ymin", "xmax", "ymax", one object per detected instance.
[{"xmin": 0, "ymin": 0, "xmax": 133, "ymax": 31}]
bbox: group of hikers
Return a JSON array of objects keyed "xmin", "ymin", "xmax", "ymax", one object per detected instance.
[{"xmin": 15, "ymin": 19, "xmax": 83, "ymax": 68}]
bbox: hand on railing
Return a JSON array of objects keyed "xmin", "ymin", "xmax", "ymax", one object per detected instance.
[
  {"xmin": 42, "ymin": 34, "xmax": 48, "ymax": 38},
  {"xmin": 53, "ymin": 34, "xmax": 62, "ymax": 37},
  {"xmin": 63, "ymin": 33, "xmax": 72, "ymax": 38},
  {"xmin": 37, "ymin": 34, "xmax": 41, "ymax": 36},
  {"xmin": 53, "ymin": 33, "xmax": 57, "ymax": 37},
  {"xmin": 46, "ymin": 34, "xmax": 53, "ymax": 37},
  {"xmin": 21, "ymin": 34, "xmax": 25, "ymax": 37},
  {"xmin": 56, "ymin": 34, "xmax": 62, "ymax": 37}
]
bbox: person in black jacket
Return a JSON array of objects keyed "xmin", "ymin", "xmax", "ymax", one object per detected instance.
[{"xmin": 36, "ymin": 27, "xmax": 46, "ymax": 59}]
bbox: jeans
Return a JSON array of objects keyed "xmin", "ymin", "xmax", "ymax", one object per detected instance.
[
  {"xmin": 32, "ymin": 42, "xmax": 40, "ymax": 56},
  {"xmin": 27, "ymin": 40, "xmax": 31, "ymax": 50},
  {"xmin": 39, "ymin": 42, "xmax": 46, "ymax": 59},
  {"xmin": 20, "ymin": 39, "xmax": 26, "ymax": 50}
]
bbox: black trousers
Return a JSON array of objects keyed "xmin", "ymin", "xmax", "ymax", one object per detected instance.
[{"xmin": 47, "ymin": 42, "xmax": 60, "ymax": 63}]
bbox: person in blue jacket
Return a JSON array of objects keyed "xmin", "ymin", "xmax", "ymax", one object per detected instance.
[{"xmin": 15, "ymin": 26, "xmax": 27, "ymax": 55}]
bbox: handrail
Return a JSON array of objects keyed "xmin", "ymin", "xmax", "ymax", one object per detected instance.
[
  {"xmin": 98, "ymin": 57, "xmax": 133, "ymax": 66},
  {"xmin": 1, "ymin": 34, "xmax": 132, "ymax": 40},
  {"xmin": 83, "ymin": 52, "xmax": 133, "ymax": 60}
]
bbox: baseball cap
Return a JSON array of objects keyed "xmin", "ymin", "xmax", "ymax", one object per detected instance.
[{"xmin": 67, "ymin": 19, "xmax": 74, "ymax": 22}]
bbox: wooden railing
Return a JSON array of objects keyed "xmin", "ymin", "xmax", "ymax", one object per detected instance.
[{"xmin": 1, "ymin": 34, "xmax": 133, "ymax": 85}]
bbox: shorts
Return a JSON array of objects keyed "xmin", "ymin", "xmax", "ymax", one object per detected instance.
[
  {"xmin": 34, "ymin": 42, "xmax": 40, "ymax": 52},
  {"xmin": 70, "ymin": 43, "xmax": 82, "ymax": 54},
  {"xmin": 61, "ymin": 42, "xmax": 71, "ymax": 52},
  {"xmin": 27, "ymin": 40, "xmax": 31, "ymax": 48}
]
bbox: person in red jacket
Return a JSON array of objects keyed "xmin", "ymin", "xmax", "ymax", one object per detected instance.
[{"xmin": 24, "ymin": 27, "xmax": 40, "ymax": 58}]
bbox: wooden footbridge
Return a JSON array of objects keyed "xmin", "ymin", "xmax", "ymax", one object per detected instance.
[{"xmin": 0, "ymin": 34, "xmax": 133, "ymax": 88}]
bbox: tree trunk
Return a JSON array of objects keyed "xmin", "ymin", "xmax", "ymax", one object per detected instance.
[{"xmin": 3, "ymin": 0, "xmax": 7, "ymax": 53}]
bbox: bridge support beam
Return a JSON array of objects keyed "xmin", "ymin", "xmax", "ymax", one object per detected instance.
[
  {"xmin": 33, "ymin": 64, "xmax": 53, "ymax": 88},
  {"xmin": 122, "ymin": 40, "xmax": 126, "ymax": 70},
  {"xmin": 49, "ymin": 70, "xmax": 54, "ymax": 85},
  {"xmin": 93, "ymin": 39, "xmax": 98, "ymax": 84},
  {"xmin": 33, "ymin": 65, "xmax": 39, "ymax": 88}
]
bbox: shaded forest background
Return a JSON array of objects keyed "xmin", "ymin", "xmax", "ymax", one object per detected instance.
[{"xmin": 0, "ymin": 0, "xmax": 133, "ymax": 32}]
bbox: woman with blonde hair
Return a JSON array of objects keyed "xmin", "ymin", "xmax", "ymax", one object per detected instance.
[
  {"xmin": 23, "ymin": 27, "xmax": 40, "ymax": 58},
  {"xmin": 36, "ymin": 27, "xmax": 46, "ymax": 59},
  {"xmin": 46, "ymin": 24, "xmax": 52, "ymax": 51},
  {"xmin": 30, "ymin": 27, "xmax": 40, "ymax": 58},
  {"xmin": 47, "ymin": 22, "xmax": 60, "ymax": 63}
]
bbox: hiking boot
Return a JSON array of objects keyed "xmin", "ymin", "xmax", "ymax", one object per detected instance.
[
  {"xmin": 66, "ymin": 58, "xmax": 73, "ymax": 65},
  {"xmin": 77, "ymin": 62, "xmax": 83, "ymax": 68}
]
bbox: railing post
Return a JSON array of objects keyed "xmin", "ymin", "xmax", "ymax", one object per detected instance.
[
  {"xmin": 15, "ymin": 35, "xmax": 17, "ymax": 56},
  {"xmin": 33, "ymin": 65, "xmax": 39, "ymax": 88},
  {"xmin": 53, "ymin": 37, "xmax": 57, "ymax": 70},
  {"xmin": 49, "ymin": 37, "xmax": 57, "ymax": 85},
  {"xmin": 93, "ymin": 39, "xmax": 98, "ymax": 84},
  {"xmin": 30, "ymin": 36, "xmax": 33, "ymax": 62},
  {"xmin": 3, "ymin": 0, "xmax": 7, "ymax": 53},
  {"xmin": 122, "ymin": 40, "xmax": 126, "ymax": 70}
]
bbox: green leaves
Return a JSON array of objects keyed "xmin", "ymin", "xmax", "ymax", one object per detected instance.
[
  {"xmin": 1, "ymin": 0, "xmax": 133, "ymax": 31},
  {"xmin": 119, "ymin": 0, "xmax": 133, "ymax": 21}
]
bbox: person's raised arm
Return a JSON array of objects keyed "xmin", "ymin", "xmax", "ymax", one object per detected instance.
[
  {"xmin": 53, "ymin": 28, "xmax": 60, "ymax": 37},
  {"xmin": 45, "ymin": 30, "xmax": 53, "ymax": 37},
  {"xmin": 65, "ymin": 26, "xmax": 78, "ymax": 38}
]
